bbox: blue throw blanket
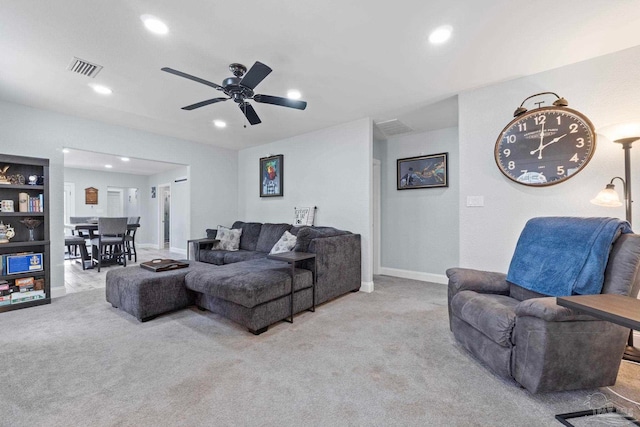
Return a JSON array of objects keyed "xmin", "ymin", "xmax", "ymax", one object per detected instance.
[{"xmin": 506, "ymin": 217, "xmax": 632, "ymax": 296}]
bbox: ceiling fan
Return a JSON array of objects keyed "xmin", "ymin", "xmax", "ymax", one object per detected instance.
[{"xmin": 161, "ymin": 61, "xmax": 307, "ymax": 125}]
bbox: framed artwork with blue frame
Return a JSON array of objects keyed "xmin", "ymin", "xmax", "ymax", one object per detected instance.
[
  {"xmin": 260, "ymin": 154, "xmax": 283, "ymax": 197},
  {"xmin": 397, "ymin": 152, "xmax": 448, "ymax": 190}
]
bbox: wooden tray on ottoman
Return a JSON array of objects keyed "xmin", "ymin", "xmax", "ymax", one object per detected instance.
[{"xmin": 140, "ymin": 259, "xmax": 189, "ymax": 272}]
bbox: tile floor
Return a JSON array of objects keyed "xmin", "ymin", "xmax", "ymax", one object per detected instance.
[{"xmin": 64, "ymin": 246, "xmax": 184, "ymax": 294}]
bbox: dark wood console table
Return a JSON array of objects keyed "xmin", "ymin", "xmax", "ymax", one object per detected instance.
[
  {"xmin": 267, "ymin": 251, "xmax": 316, "ymax": 323},
  {"xmin": 556, "ymin": 294, "xmax": 640, "ymax": 330},
  {"xmin": 555, "ymin": 294, "xmax": 640, "ymax": 427},
  {"xmin": 186, "ymin": 238, "xmax": 219, "ymax": 260}
]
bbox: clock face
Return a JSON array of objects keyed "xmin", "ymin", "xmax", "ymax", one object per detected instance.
[{"xmin": 494, "ymin": 106, "xmax": 596, "ymax": 186}]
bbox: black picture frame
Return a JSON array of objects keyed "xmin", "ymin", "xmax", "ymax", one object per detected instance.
[
  {"xmin": 260, "ymin": 155, "xmax": 284, "ymax": 197},
  {"xmin": 397, "ymin": 152, "xmax": 448, "ymax": 190}
]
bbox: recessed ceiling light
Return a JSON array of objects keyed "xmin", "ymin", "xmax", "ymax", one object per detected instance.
[
  {"xmin": 62, "ymin": 148, "xmax": 70, "ymax": 154},
  {"xmin": 105, "ymin": 164, "xmax": 113, "ymax": 169},
  {"xmin": 89, "ymin": 83, "xmax": 112, "ymax": 95},
  {"xmin": 287, "ymin": 90, "xmax": 301, "ymax": 100},
  {"xmin": 120, "ymin": 157, "xmax": 130, "ymax": 162},
  {"xmin": 428, "ymin": 25, "xmax": 453, "ymax": 44},
  {"xmin": 141, "ymin": 15, "xmax": 169, "ymax": 35},
  {"xmin": 213, "ymin": 120, "xmax": 227, "ymax": 128}
]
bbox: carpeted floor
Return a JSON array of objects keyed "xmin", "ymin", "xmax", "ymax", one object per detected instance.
[{"xmin": 1, "ymin": 275, "xmax": 638, "ymax": 426}]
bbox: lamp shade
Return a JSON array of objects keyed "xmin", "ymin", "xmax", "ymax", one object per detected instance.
[
  {"xmin": 590, "ymin": 184, "xmax": 623, "ymax": 207},
  {"xmin": 598, "ymin": 122, "xmax": 640, "ymax": 142}
]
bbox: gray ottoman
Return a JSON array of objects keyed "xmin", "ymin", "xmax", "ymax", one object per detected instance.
[{"xmin": 106, "ymin": 261, "xmax": 210, "ymax": 321}]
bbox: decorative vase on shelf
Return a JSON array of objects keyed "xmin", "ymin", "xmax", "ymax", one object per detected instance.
[{"xmin": 20, "ymin": 218, "xmax": 42, "ymax": 241}]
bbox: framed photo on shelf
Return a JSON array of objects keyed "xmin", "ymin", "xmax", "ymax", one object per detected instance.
[
  {"xmin": 260, "ymin": 155, "xmax": 283, "ymax": 197},
  {"xmin": 397, "ymin": 152, "xmax": 448, "ymax": 190}
]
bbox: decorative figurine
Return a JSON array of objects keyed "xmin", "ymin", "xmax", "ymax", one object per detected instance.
[
  {"xmin": 0, "ymin": 166, "xmax": 10, "ymax": 184},
  {"xmin": 9, "ymin": 174, "xmax": 25, "ymax": 185},
  {"xmin": 0, "ymin": 221, "xmax": 15, "ymax": 243}
]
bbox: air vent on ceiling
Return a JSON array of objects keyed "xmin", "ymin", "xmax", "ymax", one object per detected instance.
[
  {"xmin": 375, "ymin": 119, "xmax": 414, "ymax": 136},
  {"xmin": 67, "ymin": 57, "xmax": 103, "ymax": 78}
]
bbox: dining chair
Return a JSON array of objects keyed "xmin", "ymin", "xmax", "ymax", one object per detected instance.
[
  {"xmin": 64, "ymin": 235, "xmax": 87, "ymax": 270},
  {"xmin": 125, "ymin": 216, "xmax": 140, "ymax": 262},
  {"xmin": 91, "ymin": 217, "xmax": 128, "ymax": 272}
]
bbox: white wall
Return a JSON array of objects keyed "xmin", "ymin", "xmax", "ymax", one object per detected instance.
[
  {"xmin": 0, "ymin": 101, "xmax": 238, "ymax": 297},
  {"xmin": 238, "ymin": 118, "xmax": 374, "ymax": 286},
  {"xmin": 379, "ymin": 127, "xmax": 459, "ymax": 282},
  {"xmin": 146, "ymin": 166, "xmax": 189, "ymax": 253},
  {"xmin": 63, "ymin": 167, "xmax": 147, "ymax": 218},
  {"xmin": 459, "ymin": 45, "xmax": 640, "ymax": 272},
  {"xmin": 125, "ymin": 188, "xmax": 141, "ymax": 218}
]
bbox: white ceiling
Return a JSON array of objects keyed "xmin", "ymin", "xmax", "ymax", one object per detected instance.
[
  {"xmin": 2, "ymin": 1, "xmax": 640, "ymax": 150},
  {"xmin": 64, "ymin": 149, "xmax": 184, "ymax": 175}
]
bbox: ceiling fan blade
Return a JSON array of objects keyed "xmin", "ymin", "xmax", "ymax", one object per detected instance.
[
  {"xmin": 253, "ymin": 94, "xmax": 307, "ymax": 110},
  {"xmin": 239, "ymin": 102, "xmax": 262, "ymax": 125},
  {"xmin": 181, "ymin": 97, "xmax": 229, "ymax": 111},
  {"xmin": 161, "ymin": 67, "xmax": 223, "ymax": 90},
  {"xmin": 239, "ymin": 62, "xmax": 272, "ymax": 90}
]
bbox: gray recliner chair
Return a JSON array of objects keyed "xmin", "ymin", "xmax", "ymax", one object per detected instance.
[{"xmin": 447, "ymin": 233, "xmax": 640, "ymax": 393}]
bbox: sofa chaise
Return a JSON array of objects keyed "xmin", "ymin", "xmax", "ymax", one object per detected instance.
[{"xmin": 189, "ymin": 221, "xmax": 362, "ymax": 333}]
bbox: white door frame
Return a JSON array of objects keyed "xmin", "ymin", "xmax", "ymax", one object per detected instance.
[
  {"xmin": 157, "ymin": 183, "xmax": 171, "ymax": 249},
  {"xmin": 373, "ymin": 159, "xmax": 381, "ymax": 275},
  {"xmin": 63, "ymin": 182, "xmax": 76, "ymax": 226}
]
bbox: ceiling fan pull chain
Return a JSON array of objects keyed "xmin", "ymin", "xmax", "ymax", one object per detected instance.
[{"xmin": 243, "ymin": 103, "xmax": 248, "ymax": 128}]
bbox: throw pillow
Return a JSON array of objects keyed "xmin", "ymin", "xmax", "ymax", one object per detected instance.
[
  {"xmin": 269, "ymin": 230, "xmax": 297, "ymax": 254},
  {"xmin": 212, "ymin": 225, "xmax": 242, "ymax": 251}
]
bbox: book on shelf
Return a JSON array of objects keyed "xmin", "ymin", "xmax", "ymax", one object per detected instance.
[
  {"xmin": 27, "ymin": 194, "xmax": 43, "ymax": 213},
  {"xmin": 11, "ymin": 290, "xmax": 45, "ymax": 304},
  {"xmin": 0, "ymin": 295, "xmax": 11, "ymax": 306}
]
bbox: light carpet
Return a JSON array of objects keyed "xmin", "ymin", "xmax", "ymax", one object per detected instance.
[{"xmin": 1, "ymin": 275, "xmax": 638, "ymax": 426}]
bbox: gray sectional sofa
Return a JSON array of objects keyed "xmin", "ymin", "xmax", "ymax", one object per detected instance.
[
  {"xmin": 190, "ymin": 221, "xmax": 361, "ymax": 334},
  {"xmin": 107, "ymin": 221, "xmax": 361, "ymax": 335}
]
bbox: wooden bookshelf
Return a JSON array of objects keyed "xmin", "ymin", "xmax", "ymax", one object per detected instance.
[{"xmin": 0, "ymin": 154, "xmax": 50, "ymax": 312}]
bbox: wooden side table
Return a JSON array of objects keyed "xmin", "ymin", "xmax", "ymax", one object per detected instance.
[
  {"xmin": 556, "ymin": 294, "xmax": 640, "ymax": 330},
  {"xmin": 186, "ymin": 238, "xmax": 219, "ymax": 261},
  {"xmin": 555, "ymin": 294, "xmax": 640, "ymax": 427},
  {"xmin": 267, "ymin": 251, "xmax": 316, "ymax": 323}
]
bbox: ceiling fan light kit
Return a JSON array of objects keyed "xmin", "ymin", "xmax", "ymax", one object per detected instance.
[{"xmin": 161, "ymin": 61, "xmax": 307, "ymax": 126}]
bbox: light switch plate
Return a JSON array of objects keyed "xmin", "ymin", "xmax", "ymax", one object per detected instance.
[{"xmin": 466, "ymin": 196, "xmax": 484, "ymax": 207}]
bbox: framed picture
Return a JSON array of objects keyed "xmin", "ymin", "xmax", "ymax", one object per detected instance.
[
  {"xmin": 397, "ymin": 152, "xmax": 448, "ymax": 190},
  {"xmin": 260, "ymin": 155, "xmax": 283, "ymax": 197},
  {"xmin": 85, "ymin": 187, "xmax": 98, "ymax": 204}
]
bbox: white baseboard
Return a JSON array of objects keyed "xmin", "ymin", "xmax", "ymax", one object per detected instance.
[
  {"xmin": 170, "ymin": 247, "xmax": 187, "ymax": 256},
  {"xmin": 51, "ymin": 286, "xmax": 66, "ymax": 298},
  {"xmin": 360, "ymin": 281, "xmax": 374, "ymax": 293},
  {"xmin": 379, "ymin": 267, "xmax": 447, "ymax": 285}
]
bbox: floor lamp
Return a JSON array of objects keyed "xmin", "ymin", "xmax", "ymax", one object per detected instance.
[{"xmin": 590, "ymin": 123, "xmax": 639, "ymax": 362}]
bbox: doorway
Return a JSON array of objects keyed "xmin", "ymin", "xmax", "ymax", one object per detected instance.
[
  {"xmin": 63, "ymin": 182, "xmax": 75, "ymax": 228},
  {"xmin": 107, "ymin": 188, "xmax": 124, "ymax": 217},
  {"xmin": 373, "ymin": 159, "xmax": 381, "ymax": 275},
  {"xmin": 158, "ymin": 184, "xmax": 171, "ymax": 249}
]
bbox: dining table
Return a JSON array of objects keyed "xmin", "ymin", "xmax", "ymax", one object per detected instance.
[{"xmin": 64, "ymin": 222, "xmax": 140, "ymax": 269}]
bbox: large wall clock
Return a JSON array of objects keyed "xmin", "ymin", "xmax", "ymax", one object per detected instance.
[{"xmin": 494, "ymin": 92, "xmax": 596, "ymax": 186}]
